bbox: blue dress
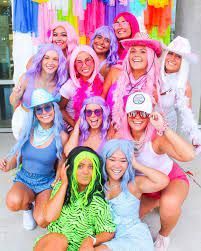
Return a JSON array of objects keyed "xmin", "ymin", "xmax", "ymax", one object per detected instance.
[{"xmin": 104, "ymin": 189, "xmax": 154, "ymax": 251}]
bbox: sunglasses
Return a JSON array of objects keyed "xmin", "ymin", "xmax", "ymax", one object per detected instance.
[
  {"xmin": 128, "ymin": 111, "xmax": 149, "ymax": 119},
  {"xmin": 112, "ymin": 21, "xmax": 129, "ymax": 30},
  {"xmin": 75, "ymin": 58, "xmax": 93, "ymax": 68},
  {"xmin": 34, "ymin": 103, "xmax": 53, "ymax": 115},
  {"xmin": 85, "ymin": 109, "xmax": 103, "ymax": 117}
]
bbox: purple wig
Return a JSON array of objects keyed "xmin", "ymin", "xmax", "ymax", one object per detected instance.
[
  {"xmin": 25, "ymin": 43, "xmax": 68, "ymax": 96},
  {"xmin": 79, "ymin": 96, "xmax": 110, "ymax": 142},
  {"xmin": 90, "ymin": 26, "xmax": 119, "ymax": 66}
]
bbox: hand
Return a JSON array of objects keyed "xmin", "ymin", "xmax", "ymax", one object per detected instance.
[
  {"xmin": 149, "ymin": 112, "xmax": 166, "ymax": 131},
  {"xmin": 12, "ymin": 85, "xmax": 23, "ymax": 100},
  {"xmin": 51, "ymin": 167, "xmax": 61, "ymax": 187},
  {"xmin": 60, "ymin": 162, "xmax": 69, "ymax": 186},
  {"xmin": 79, "ymin": 237, "xmax": 94, "ymax": 251},
  {"xmin": 0, "ymin": 159, "xmax": 11, "ymax": 172},
  {"xmin": 107, "ymin": 124, "xmax": 116, "ymax": 140}
]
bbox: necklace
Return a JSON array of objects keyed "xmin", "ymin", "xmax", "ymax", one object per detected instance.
[
  {"xmin": 132, "ymin": 133, "xmax": 146, "ymax": 156},
  {"xmin": 105, "ymin": 182, "xmax": 121, "ymax": 191}
]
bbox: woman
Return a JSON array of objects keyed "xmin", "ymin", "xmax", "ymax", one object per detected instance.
[
  {"xmin": 123, "ymin": 92, "xmax": 195, "ymax": 251},
  {"xmin": 0, "ymin": 89, "xmax": 68, "ymax": 230},
  {"xmin": 160, "ymin": 36, "xmax": 201, "ymax": 154},
  {"xmin": 95, "ymin": 139, "xmax": 169, "ymax": 251},
  {"xmin": 48, "ymin": 21, "xmax": 79, "ymax": 63},
  {"xmin": 34, "ymin": 146, "xmax": 116, "ymax": 251},
  {"xmin": 113, "ymin": 12, "xmax": 140, "ymax": 61},
  {"xmin": 10, "ymin": 43, "xmax": 67, "ymax": 139},
  {"xmin": 64, "ymin": 96, "xmax": 110, "ymax": 156},
  {"xmin": 27, "ymin": 21, "xmax": 79, "ymax": 69},
  {"xmin": 90, "ymin": 26, "xmax": 118, "ymax": 79},
  {"xmin": 101, "ymin": 13, "xmax": 140, "ymax": 99},
  {"xmin": 59, "ymin": 45, "xmax": 103, "ymax": 132},
  {"xmin": 104, "ymin": 33, "xmax": 162, "ymax": 131}
]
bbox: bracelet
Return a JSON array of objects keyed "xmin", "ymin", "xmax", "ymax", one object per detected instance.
[
  {"xmin": 156, "ymin": 119, "xmax": 168, "ymax": 136},
  {"xmin": 89, "ymin": 235, "xmax": 97, "ymax": 246}
]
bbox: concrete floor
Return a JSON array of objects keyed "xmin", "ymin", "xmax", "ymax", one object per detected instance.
[{"xmin": 0, "ymin": 133, "xmax": 201, "ymax": 251}]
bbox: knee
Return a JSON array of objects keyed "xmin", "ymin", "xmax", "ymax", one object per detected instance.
[
  {"xmin": 33, "ymin": 212, "xmax": 49, "ymax": 228},
  {"xmin": 34, "ymin": 233, "xmax": 68, "ymax": 251},
  {"xmin": 160, "ymin": 195, "xmax": 182, "ymax": 216},
  {"xmin": 6, "ymin": 193, "xmax": 23, "ymax": 211}
]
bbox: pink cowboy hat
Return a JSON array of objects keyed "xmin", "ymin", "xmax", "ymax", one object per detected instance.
[{"xmin": 120, "ymin": 32, "xmax": 162, "ymax": 57}]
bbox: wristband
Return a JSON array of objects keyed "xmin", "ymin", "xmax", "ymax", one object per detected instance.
[
  {"xmin": 156, "ymin": 119, "xmax": 168, "ymax": 136},
  {"xmin": 89, "ymin": 235, "xmax": 96, "ymax": 246}
]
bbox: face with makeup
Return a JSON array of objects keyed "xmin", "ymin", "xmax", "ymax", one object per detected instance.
[
  {"xmin": 76, "ymin": 158, "xmax": 93, "ymax": 191},
  {"xmin": 127, "ymin": 110, "xmax": 149, "ymax": 135},
  {"xmin": 75, "ymin": 52, "xmax": 95, "ymax": 80},
  {"xmin": 129, "ymin": 46, "xmax": 148, "ymax": 72},
  {"xmin": 52, "ymin": 26, "xmax": 68, "ymax": 51},
  {"xmin": 113, "ymin": 16, "xmax": 132, "ymax": 40},
  {"xmin": 85, "ymin": 103, "xmax": 103, "ymax": 130},
  {"xmin": 34, "ymin": 102, "xmax": 55, "ymax": 128},
  {"xmin": 41, "ymin": 50, "xmax": 59, "ymax": 75},
  {"xmin": 93, "ymin": 34, "xmax": 111, "ymax": 55},
  {"xmin": 165, "ymin": 51, "xmax": 182, "ymax": 73},
  {"xmin": 106, "ymin": 149, "xmax": 128, "ymax": 181}
]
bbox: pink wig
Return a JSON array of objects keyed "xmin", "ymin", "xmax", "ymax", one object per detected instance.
[
  {"xmin": 113, "ymin": 12, "xmax": 140, "ymax": 60},
  {"xmin": 112, "ymin": 46, "xmax": 161, "ymax": 130},
  {"xmin": 48, "ymin": 21, "xmax": 79, "ymax": 62},
  {"xmin": 69, "ymin": 45, "xmax": 100, "ymax": 88}
]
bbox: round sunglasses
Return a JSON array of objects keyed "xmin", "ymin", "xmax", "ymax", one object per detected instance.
[
  {"xmin": 128, "ymin": 111, "xmax": 149, "ymax": 119},
  {"xmin": 75, "ymin": 57, "xmax": 93, "ymax": 68},
  {"xmin": 112, "ymin": 21, "xmax": 129, "ymax": 30},
  {"xmin": 34, "ymin": 103, "xmax": 53, "ymax": 115},
  {"xmin": 85, "ymin": 108, "xmax": 103, "ymax": 117}
]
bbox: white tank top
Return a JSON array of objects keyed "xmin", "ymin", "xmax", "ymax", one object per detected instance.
[{"xmin": 136, "ymin": 141, "xmax": 173, "ymax": 175}]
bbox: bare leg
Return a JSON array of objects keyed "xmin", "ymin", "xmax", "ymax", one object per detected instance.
[
  {"xmin": 33, "ymin": 189, "xmax": 52, "ymax": 228},
  {"xmin": 95, "ymin": 245, "xmax": 111, "ymax": 251},
  {"xmin": 140, "ymin": 194, "xmax": 159, "ymax": 219},
  {"xmin": 6, "ymin": 182, "xmax": 35, "ymax": 211},
  {"xmin": 34, "ymin": 233, "xmax": 68, "ymax": 251},
  {"xmin": 159, "ymin": 179, "xmax": 189, "ymax": 236}
]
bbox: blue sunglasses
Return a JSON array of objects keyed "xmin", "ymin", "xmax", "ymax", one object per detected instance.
[{"xmin": 34, "ymin": 103, "xmax": 53, "ymax": 115}]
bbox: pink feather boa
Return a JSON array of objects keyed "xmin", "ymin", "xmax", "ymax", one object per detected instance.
[{"xmin": 73, "ymin": 75, "xmax": 103, "ymax": 121}]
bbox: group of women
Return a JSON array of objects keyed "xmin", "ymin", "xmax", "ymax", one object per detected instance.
[{"xmin": 0, "ymin": 11, "xmax": 200, "ymax": 251}]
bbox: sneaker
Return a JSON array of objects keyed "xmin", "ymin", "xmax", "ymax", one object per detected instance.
[
  {"xmin": 23, "ymin": 205, "xmax": 36, "ymax": 230},
  {"xmin": 154, "ymin": 234, "xmax": 170, "ymax": 251}
]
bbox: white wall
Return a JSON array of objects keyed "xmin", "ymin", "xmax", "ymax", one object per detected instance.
[{"xmin": 175, "ymin": 0, "xmax": 201, "ymax": 122}]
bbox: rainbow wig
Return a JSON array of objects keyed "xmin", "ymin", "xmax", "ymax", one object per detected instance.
[
  {"xmin": 8, "ymin": 102, "xmax": 64, "ymax": 168},
  {"xmin": 90, "ymin": 26, "xmax": 119, "ymax": 66},
  {"xmin": 112, "ymin": 46, "xmax": 161, "ymax": 136},
  {"xmin": 48, "ymin": 21, "xmax": 79, "ymax": 63},
  {"xmin": 79, "ymin": 96, "xmax": 110, "ymax": 142},
  {"xmin": 64, "ymin": 146, "xmax": 104, "ymax": 207},
  {"xmin": 101, "ymin": 139, "xmax": 135, "ymax": 192}
]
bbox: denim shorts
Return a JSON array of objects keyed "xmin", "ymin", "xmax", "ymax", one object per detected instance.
[{"xmin": 14, "ymin": 168, "xmax": 55, "ymax": 194}]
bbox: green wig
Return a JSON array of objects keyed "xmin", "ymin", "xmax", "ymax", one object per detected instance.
[{"xmin": 64, "ymin": 146, "xmax": 104, "ymax": 207}]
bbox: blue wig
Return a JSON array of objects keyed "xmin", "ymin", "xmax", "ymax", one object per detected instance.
[
  {"xmin": 79, "ymin": 96, "xmax": 110, "ymax": 142},
  {"xmin": 8, "ymin": 102, "xmax": 64, "ymax": 169},
  {"xmin": 101, "ymin": 139, "xmax": 135, "ymax": 192},
  {"xmin": 90, "ymin": 26, "xmax": 119, "ymax": 66}
]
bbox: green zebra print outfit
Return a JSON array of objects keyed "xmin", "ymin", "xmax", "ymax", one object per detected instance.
[{"xmin": 47, "ymin": 182, "xmax": 116, "ymax": 251}]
